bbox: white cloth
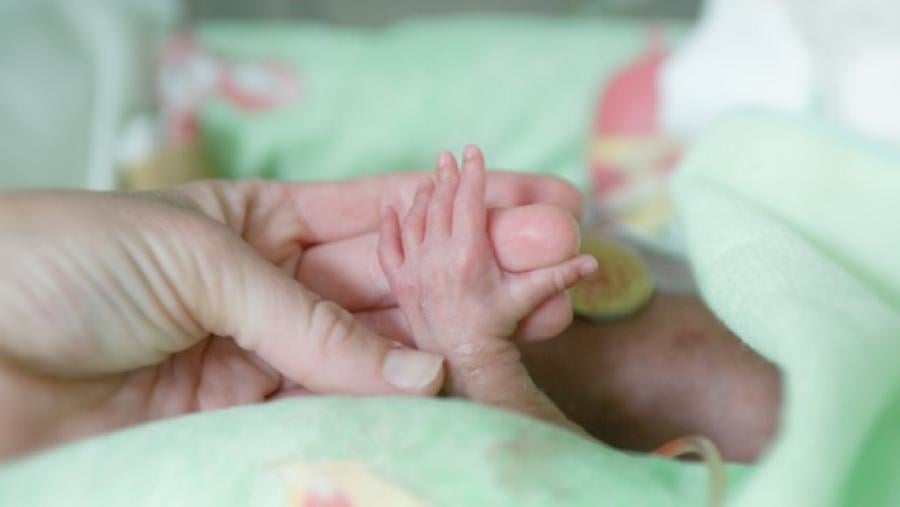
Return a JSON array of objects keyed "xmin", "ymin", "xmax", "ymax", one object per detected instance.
[{"xmin": 0, "ymin": 0, "xmax": 177, "ymax": 190}]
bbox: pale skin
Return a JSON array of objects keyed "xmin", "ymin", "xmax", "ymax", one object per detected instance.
[
  {"xmin": 378, "ymin": 146, "xmax": 781, "ymax": 460},
  {"xmin": 0, "ymin": 155, "xmax": 781, "ymax": 463},
  {"xmin": 378, "ymin": 146, "xmax": 597, "ymax": 428},
  {"xmin": 0, "ymin": 170, "xmax": 583, "ymax": 458}
]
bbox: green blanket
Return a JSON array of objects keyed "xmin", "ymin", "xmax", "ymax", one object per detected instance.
[
  {"xmin": 0, "ymin": 398, "xmax": 738, "ymax": 506},
  {"xmin": 5, "ymin": 16, "xmax": 900, "ymax": 506},
  {"xmin": 674, "ymin": 113, "xmax": 900, "ymax": 506},
  {"xmin": 197, "ymin": 16, "xmax": 684, "ymax": 188}
]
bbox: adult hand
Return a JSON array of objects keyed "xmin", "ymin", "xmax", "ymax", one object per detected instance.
[
  {"xmin": 297, "ymin": 171, "xmax": 584, "ymax": 342},
  {"xmin": 0, "ymin": 171, "xmax": 582, "ymax": 457}
]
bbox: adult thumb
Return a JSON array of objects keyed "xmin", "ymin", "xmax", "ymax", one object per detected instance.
[{"xmin": 194, "ymin": 237, "xmax": 445, "ymax": 396}]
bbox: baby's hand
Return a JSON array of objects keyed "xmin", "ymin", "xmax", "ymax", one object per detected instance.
[{"xmin": 377, "ymin": 145, "xmax": 597, "ymax": 427}]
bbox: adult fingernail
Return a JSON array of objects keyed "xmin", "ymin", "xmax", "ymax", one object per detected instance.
[
  {"xmin": 579, "ymin": 256, "xmax": 599, "ymax": 276},
  {"xmin": 464, "ymin": 144, "xmax": 478, "ymax": 160},
  {"xmin": 383, "ymin": 348, "xmax": 444, "ymax": 392}
]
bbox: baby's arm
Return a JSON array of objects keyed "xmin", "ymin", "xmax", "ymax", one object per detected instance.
[{"xmin": 377, "ymin": 145, "xmax": 598, "ymax": 429}]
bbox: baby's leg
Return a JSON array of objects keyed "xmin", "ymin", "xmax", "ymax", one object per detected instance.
[{"xmin": 520, "ymin": 293, "xmax": 781, "ymax": 462}]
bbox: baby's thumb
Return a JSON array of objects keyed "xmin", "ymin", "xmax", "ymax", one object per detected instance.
[
  {"xmin": 196, "ymin": 240, "xmax": 444, "ymax": 396},
  {"xmin": 508, "ymin": 254, "xmax": 599, "ymax": 312}
]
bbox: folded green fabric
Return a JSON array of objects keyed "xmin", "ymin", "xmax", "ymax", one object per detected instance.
[
  {"xmin": 196, "ymin": 16, "xmax": 684, "ymax": 187},
  {"xmin": 0, "ymin": 398, "xmax": 740, "ymax": 506},
  {"xmin": 8, "ymin": 110, "xmax": 898, "ymax": 507},
  {"xmin": 673, "ymin": 113, "xmax": 900, "ymax": 506},
  {"xmin": 7, "ymin": 16, "xmax": 900, "ymax": 506}
]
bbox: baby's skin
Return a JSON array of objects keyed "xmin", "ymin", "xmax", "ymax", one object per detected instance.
[
  {"xmin": 378, "ymin": 145, "xmax": 598, "ymax": 428},
  {"xmin": 299, "ymin": 169, "xmax": 584, "ymax": 342}
]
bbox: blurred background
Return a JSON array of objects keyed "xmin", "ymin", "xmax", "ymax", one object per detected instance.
[
  {"xmin": 1, "ymin": 0, "xmax": 899, "ymax": 246},
  {"xmin": 0, "ymin": 0, "xmax": 698, "ymax": 190},
  {"xmin": 185, "ymin": 0, "xmax": 700, "ymax": 23}
]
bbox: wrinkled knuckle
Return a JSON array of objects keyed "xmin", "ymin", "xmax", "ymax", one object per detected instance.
[
  {"xmin": 306, "ymin": 299, "xmax": 357, "ymax": 355},
  {"xmin": 450, "ymin": 340, "xmax": 521, "ymax": 381},
  {"xmin": 553, "ymin": 267, "xmax": 570, "ymax": 293},
  {"xmin": 159, "ymin": 214, "xmax": 238, "ymax": 270},
  {"xmin": 449, "ymin": 341, "xmax": 486, "ymax": 365}
]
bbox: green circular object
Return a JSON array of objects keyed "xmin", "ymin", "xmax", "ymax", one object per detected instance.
[{"xmin": 569, "ymin": 235, "xmax": 655, "ymax": 320}]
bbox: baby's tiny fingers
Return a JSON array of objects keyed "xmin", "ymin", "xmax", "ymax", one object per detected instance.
[
  {"xmin": 402, "ymin": 178, "xmax": 434, "ymax": 252},
  {"xmin": 508, "ymin": 254, "xmax": 599, "ymax": 312},
  {"xmin": 377, "ymin": 206, "xmax": 404, "ymax": 274},
  {"xmin": 426, "ymin": 150, "xmax": 459, "ymax": 240},
  {"xmin": 453, "ymin": 144, "xmax": 487, "ymax": 238}
]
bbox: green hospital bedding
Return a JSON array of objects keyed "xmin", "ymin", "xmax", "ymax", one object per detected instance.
[
  {"xmin": 196, "ymin": 16, "xmax": 684, "ymax": 188},
  {"xmin": 3, "ymin": 16, "xmax": 900, "ymax": 507}
]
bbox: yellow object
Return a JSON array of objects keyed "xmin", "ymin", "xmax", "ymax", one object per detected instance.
[
  {"xmin": 119, "ymin": 140, "xmax": 211, "ymax": 191},
  {"xmin": 569, "ymin": 235, "xmax": 654, "ymax": 320},
  {"xmin": 278, "ymin": 460, "xmax": 426, "ymax": 507},
  {"xmin": 655, "ymin": 436, "xmax": 726, "ymax": 507}
]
